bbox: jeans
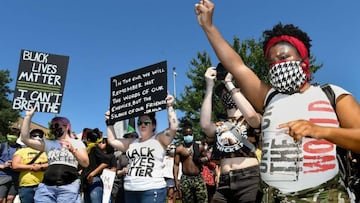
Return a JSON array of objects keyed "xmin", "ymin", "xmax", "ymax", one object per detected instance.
[
  {"xmin": 18, "ymin": 186, "xmax": 37, "ymax": 203},
  {"xmin": 83, "ymin": 176, "xmax": 104, "ymax": 203},
  {"xmin": 125, "ymin": 187, "xmax": 167, "ymax": 203},
  {"xmin": 34, "ymin": 179, "xmax": 81, "ymax": 203}
]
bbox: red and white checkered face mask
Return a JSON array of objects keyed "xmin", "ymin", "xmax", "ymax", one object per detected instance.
[{"xmin": 269, "ymin": 60, "xmax": 307, "ymax": 94}]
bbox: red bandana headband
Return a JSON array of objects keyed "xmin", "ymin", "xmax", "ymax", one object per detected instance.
[{"xmin": 265, "ymin": 35, "xmax": 310, "ymax": 81}]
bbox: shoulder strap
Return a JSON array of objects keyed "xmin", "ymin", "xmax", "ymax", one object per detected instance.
[
  {"xmin": 0, "ymin": 142, "xmax": 4, "ymax": 156},
  {"xmin": 263, "ymin": 90, "xmax": 279, "ymax": 112},
  {"xmin": 27, "ymin": 151, "xmax": 44, "ymax": 165},
  {"xmin": 320, "ymin": 84, "xmax": 336, "ymax": 110},
  {"xmin": 0, "ymin": 142, "xmax": 5, "ymax": 162},
  {"xmin": 192, "ymin": 141, "xmax": 200, "ymax": 162}
]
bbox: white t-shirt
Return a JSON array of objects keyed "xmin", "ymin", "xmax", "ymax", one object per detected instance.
[
  {"xmin": 45, "ymin": 138, "xmax": 85, "ymax": 168},
  {"xmin": 124, "ymin": 135, "xmax": 166, "ymax": 191},
  {"xmin": 163, "ymin": 155, "xmax": 174, "ymax": 179},
  {"xmin": 261, "ymin": 84, "xmax": 350, "ymax": 193}
]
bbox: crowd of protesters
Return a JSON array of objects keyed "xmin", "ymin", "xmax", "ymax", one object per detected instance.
[{"xmin": 2, "ymin": 0, "xmax": 360, "ymax": 202}]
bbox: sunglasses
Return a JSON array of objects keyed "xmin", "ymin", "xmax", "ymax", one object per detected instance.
[{"xmin": 137, "ymin": 120, "xmax": 152, "ymax": 126}]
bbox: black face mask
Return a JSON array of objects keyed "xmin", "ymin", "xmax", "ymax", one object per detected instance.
[{"xmin": 50, "ymin": 123, "xmax": 65, "ymax": 138}]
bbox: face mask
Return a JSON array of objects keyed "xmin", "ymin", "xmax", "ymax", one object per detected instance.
[
  {"xmin": 51, "ymin": 127, "xmax": 64, "ymax": 138},
  {"xmin": 50, "ymin": 122, "xmax": 66, "ymax": 138},
  {"xmin": 32, "ymin": 136, "xmax": 43, "ymax": 141},
  {"xmin": 6, "ymin": 134, "xmax": 18, "ymax": 143},
  {"xmin": 221, "ymin": 92, "xmax": 237, "ymax": 110},
  {"xmin": 269, "ymin": 60, "xmax": 307, "ymax": 94},
  {"xmin": 183, "ymin": 135, "xmax": 193, "ymax": 143}
]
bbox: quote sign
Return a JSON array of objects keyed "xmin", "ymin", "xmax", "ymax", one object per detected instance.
[
  {"xmin": 110, "ymin": 61, "xmax": 167, "ymax": 122},
  {"xmin": 12, "ymin": 49, "xmax": 69, "ymax": 114}
]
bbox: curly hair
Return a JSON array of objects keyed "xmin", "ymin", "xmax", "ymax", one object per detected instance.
[{"xmin": 262, "ymin": 23, "xmax": 312, "ymax": 57}]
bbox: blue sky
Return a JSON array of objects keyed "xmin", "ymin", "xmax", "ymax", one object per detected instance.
[{"xmin": 2, "ymin": 1, "xmax": 360, "ymax": 135}]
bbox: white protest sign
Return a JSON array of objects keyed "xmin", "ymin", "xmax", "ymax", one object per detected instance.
[{"xmin": 101, "ymin": 168, "xmax": 116, "ymax": 203}]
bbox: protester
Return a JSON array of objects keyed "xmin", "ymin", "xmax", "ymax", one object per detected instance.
[
  {"xmin": 200, "ymin": 68, "xmax": 262, "ymax": 202},
  {"xmin": 112, "ymin": 131, "xmax": 137, "ymax": 203},
  {"xmin": 83, "ymin": 128, "xmax": 103, "ymax": 153},
  {"xmin": 21, "ymin": 107, "xmax": 89, "ymax": 203},
  {"xmin": 106, "ymin": 94, "xmax": 178, "ymax": 203},
  {"xmin": 0, "ymin": 128, "xmax": 21, "ymax": 203},
  {"xmin": 12, "ymin": 128, "xmax": 48, "ymax": 203},
  {"xmin": 81, "ymin": 135, "xmax": 116, "ymax": 203},
  {"xmin": 195, "ymin": 1, "xmax": 360, "ymax": 202},
  {"xmin": 163, "ymin": 143, "xmax": 176, "ymax": 203},
  {"xmin": 173, "ymin": 123, "xmax": 208, "ymax": 203},
  {"xmin": 200, "ymin": 141, "xmax": 217, "ymax": 203}
]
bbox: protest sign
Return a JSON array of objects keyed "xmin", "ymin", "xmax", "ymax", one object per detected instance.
[
  {"xmin": 101, "ymin": 168, "xmax": 116, "ymax": 203},
  {"xmin": 12, "ymin": 49, "xmax": 69, "ymax": 114},
  {"xmin": 110, "ymin": 61, "xmax": 167, "ymax": 122}
]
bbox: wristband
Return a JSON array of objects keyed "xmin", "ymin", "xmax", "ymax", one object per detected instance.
[
  {"xmin": 229, "ymin": 87, "xmax": 238, "ymax": 95},
  {"xmin": 226, "ymin": 82, "xmax": 236, "ymax": 91}
]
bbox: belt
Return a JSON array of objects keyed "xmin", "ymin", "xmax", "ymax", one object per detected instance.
[
  {"xmin": 220, "ymin": 165, "xmax": 259, "ymax": 177},
  {"xmin": 219, "ymin": 165, "xmax": 259, "ymax": 187},
  {"xmin": 20, "ymin": 185, "xmax": 38, "ymax": 188}
]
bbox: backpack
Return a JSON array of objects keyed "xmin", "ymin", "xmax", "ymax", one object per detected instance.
[{"xmin": 264, "ymin": 84, "xmax": 360, "ymax": 201}]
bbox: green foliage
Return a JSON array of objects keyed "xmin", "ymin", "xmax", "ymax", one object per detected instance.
[
  {"xmin": 0, "ymin": 69, "xmax": 20, "ymax": 140},
  {"xmin": 175, "ymin": 36, "xmax": 323, "ymax": 141}
]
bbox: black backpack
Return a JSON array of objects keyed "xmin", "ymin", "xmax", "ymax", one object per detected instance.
[{"xmin": 264, "ymin": 84, "xmax": 360, "ymax": 201}]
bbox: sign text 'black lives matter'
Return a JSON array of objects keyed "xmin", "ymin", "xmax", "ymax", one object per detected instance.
[{"xmin": 12, "ymin": 50, "xmax": 69, "ymax": 113}]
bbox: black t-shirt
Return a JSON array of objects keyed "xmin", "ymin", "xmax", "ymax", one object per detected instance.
[{"xmin": 81, "ymin": 146, "xmax": 115, "ymax": 179}]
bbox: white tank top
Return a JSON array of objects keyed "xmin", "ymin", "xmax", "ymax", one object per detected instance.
[
  {"xmin": 261, "ymin": 84, "xmax": 349, "ymax": 193},
  {"xmin": 124, "ymin": 135, "xmax": 166, "ymax": 191}
]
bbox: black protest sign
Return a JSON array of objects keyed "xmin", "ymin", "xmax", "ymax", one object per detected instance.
[
  {"xmin": 12, "ymin": 49, "xmax": 69, "ymax": 114},
  {"xmin": 110, "ymin": 61, "xmax": 167, "ymax": 122}
]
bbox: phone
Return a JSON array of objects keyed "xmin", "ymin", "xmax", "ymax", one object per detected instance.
[{"xmin": 216, "ymin": 63, "xmax": 227, "ymax": 81}]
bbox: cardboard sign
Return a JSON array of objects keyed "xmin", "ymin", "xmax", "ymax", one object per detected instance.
[
  {"xmin": 110, "ymin": 61, "xmax": 167, "ymax": 122},
  {"xmin": 12, "ymin": 49, "xmax": 69, "ymax": 114}
]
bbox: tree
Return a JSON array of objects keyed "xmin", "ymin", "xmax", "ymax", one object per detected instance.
[
  {"xmin": 0, "ymin": 69, "xmax": 20, "ymax": 140},
  {"xmin": 175, "ymin": 37, "xmax": 322, "ymax": 141}
]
